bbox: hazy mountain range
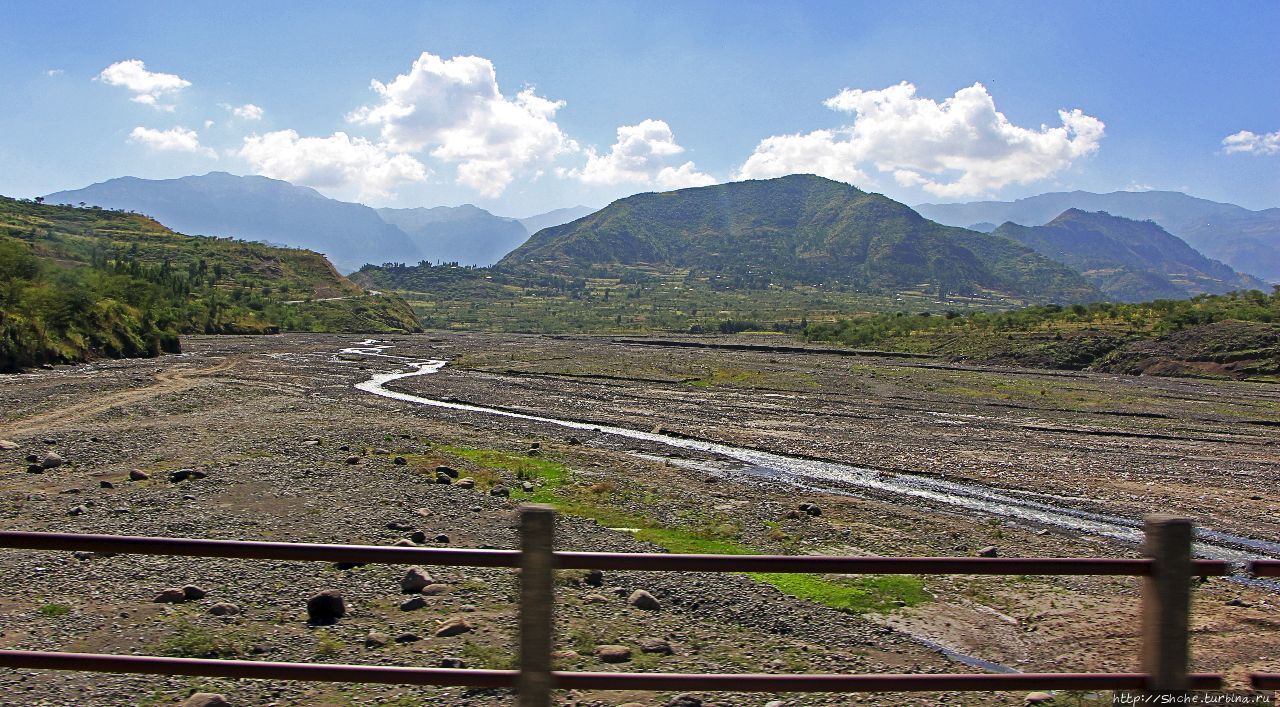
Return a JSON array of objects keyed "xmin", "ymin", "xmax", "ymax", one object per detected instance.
[
  {"xmin": 992, "ymin": 209, "xmax": 1266, "ymax": 302},
  {"xmin": 916, "ymin": 190, "xmax": 1280, "ymax": 282},
  {"xmin": 46, "ymin": 173, "xmax": 595, "ymax": 273}
]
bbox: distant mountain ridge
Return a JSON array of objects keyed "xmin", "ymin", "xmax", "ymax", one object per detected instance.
[
  {"xmin": 500, "ymin": 174, "xmax": 1100, "ymax": 303},
  {"xmin": 915, "ymin": 190, "xmax": 1280, "ymax": 282},
  {"xmin": 45, "ymin": 173, "xmax": 597, "ymax": 272},
  {"xmin": 46, "ymin": 172, "xmax": 422, "ymax": 273},
  {"xmin": 992, "ymin": 209, "xmax": 1267, "ymax": 302}
]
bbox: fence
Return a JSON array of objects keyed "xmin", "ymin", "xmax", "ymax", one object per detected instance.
[{"xmin": 0, "ymin": 510, "xmax": 1273, "ymax": 704}]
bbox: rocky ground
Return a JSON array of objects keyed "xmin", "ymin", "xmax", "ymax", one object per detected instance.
[{"xmin": 0, "ymin": 332, "xmax": 1277, "ymax": 706}]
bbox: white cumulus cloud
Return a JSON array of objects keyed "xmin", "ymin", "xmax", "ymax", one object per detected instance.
[
  {"xmin": 1222, "ymin": 129, "xmax": 1280, "ymax": 156},
  {"xmin": 223, "ymin": 103, "xmax": 264, "ymax": 121},
  {"xmin": 567, "ymin": 119, "xmax": 715, "ymax": 189},
  {"xmin": 128, "ymin": 126, "xmax": 216, "ymax": 158},
  {"xmin": 349, "ymin": 52, "xmax": 576, "ymax": 197},
  {"xmin": 236, "ymin": 129, "xmax": 428, "ymax": 199},
  {"xmin": 737, "ymin": 81, "xmax": 1104, "ymax": 198},
  {"xmin": 97, "ymin": 59, "xmax": 191, "ymax": 110}
]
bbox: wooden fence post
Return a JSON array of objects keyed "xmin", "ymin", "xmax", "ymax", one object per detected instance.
[
  {"xmin": 518, "ymin": 505, "xmax": 555, "ymax": 707},
  {"xmin": 1141, "ymin": 515, "xmax": 1193, "ymax": 695}
]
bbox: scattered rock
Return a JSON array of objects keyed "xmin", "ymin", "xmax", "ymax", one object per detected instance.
[
  {"xmin": 521, "ymin": 481, "xmax": 535, "ymax": 492},
  {"xmin": 434, "ymin": 534, "xmax": 450, "ymax": 544},
  {"xmin": 40, "ymin": 451, "xmax": 65, "ymax": 469},
  {"xmin": 345, "ymin": 456, "xmax": 360, "ymax": 465},
  {"xmin": 191, "ymin": 469, "xmax": 208, "ymax": 479},
  {"xmin": 394, "ymin": 632, "xmax": 422, "ymax": 644},
  {"xmin": 627, "ymin": 589, "xmax": 661, "ymax": 611},
  {"xmin": 1225, "ymin": 598, "xmax": 1252, "ymax": 607},
  {"xmin": 73, "ymin": 551, "xmax": 95, "ymax": 561},
  {"xmin": 307, "ymin": 590, "xmax": 345, "ymax": 624},
  {"xmin": 364, "ymin": 631, "xmax": 388, "ymax": 648},
  {"xmin": 208, "ymin": 603, "xmax": 240, "ymax": 616},
  {"xmin": 169, "ymin": 469, "xmax": 192, "ymax": 483},
  {"xmin": 373, "ymin": 448, "xmax": 390, "ymax": 455},
  {"xmin": 182, "ymin": 585, "xmax": 208, "ymax": 600},
  {"xmin": 303, "ymin": 439, "xmax": 321, "ymax": 446},
  {"xmin": 552, "ymin": 649, "xmax": 580, "ymax": 659},
  {"xmin": 435, "ymin": 466, "xmax": 459, "ymax": 478},
  {"xmin": 434, "ymin": 617, "xmax": 474, "ymax": 637},
  {"xmin": 393, "ymin": 456, "xmax": 408, "ymax": 465},
  {"xmin": 0, "ymin": 439, "xmax": 18, "ymax": 450},
  {"xmin": 409, "ymin": 530, "xmax": 428, "ymax": 544},
  {"xmin": 640, "ymin": 638, "xmax": 673, "ymax": 655},
  {"xmin": 399, "ymin": 596, "xmax": 426, "ymax": 611},
  {"xmin": 567, "ymin": 436, "xmax": 582, "ymax": 445},
  {"xmin": 422, "ymin": 583, "xmax": 449, "ymax": 596},
  {"xmin": 784, "ymin": 510, "xmax": 801, "ymax": 519},
  {"xmin": 385, "ymin": 521, "xmax": 414, "ymax": 531},
  {"xmin": 99, "ymin": 480, "xmax": 114, "ymax": 489},
  {"xmin": 490, "ymin": 486, "xmax": 510, "ymax": 498},
  {"xmin": 455, "ymin": 478, "xmax": 475, "ymax": 489},
  {"xmin": 26, "ymin": 464, "xmax": 44, "ymax": 474},
  {"xmin": 25, "ymin": 454, "xmax": 38, "ymax": 463},
  {"xmin": 798, "ymin": 502, "xmax": 821, "ymax": 516},
  {"xmin": 436, "ymin": 472, "xmax": 454, "ymax": 484},
  {"xmin": 67, "ymin": 505, "xmax": 88, "ymax": 516},
  {"xmin": 439, "ymin": 657, "xmax": 466, "ymax": 668},
  {"xmin": 183, "ymin": 694, "xmax": 231, "ymax": 707},
  {"xmin": 595, "ymin": 644, "xmax": 632, "ymax": 663},
  {"xmin": 392, "ymin": 539, "xmax": 417, "ymax": 547},
  {"xmin": 338, "ymin": 445, "xmax": 350, "ymax": 451},
  {"xmin": 977, "ymin": 546, "xmax": 999, "ymax": 558},
  {"xmin": 666, "ymin": 694, "xmax": 703, "ymax": 707},
  {"xmin": 402, "ymin": 567, "xmax": 433, "ymax": 593},
  {"xmin": 584, "ymin": 593, "xmax": 611, "ymax": 604},
  {"xmin": 128, "ymin": 469, "xmax": 149, "ymax": 481},
  {"xmin": 154, "ymin": 588, "xmax": 187, "ymax": 603},
  {"xmin": 333, "ymin": 561, "xmax": 367, "ymax": 570},
  {"xmin": 584, "ymin": 569, "xmax": 604, "ymax": 587},
  {"xmin": 1024, "ymin": 692, "xmax": 1054, "ymax": 705}
]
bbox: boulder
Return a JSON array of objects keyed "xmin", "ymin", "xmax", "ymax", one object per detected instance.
[
  {"xmin": 345, "ymin": 456, "xmax": 360, "ymax": 465},
  {"xmin": 666, "ymin": 695, "xmax": 703, "ymax": 707},
  {"xmin": 128, "ymin": 469, "xmax": 149, "ymax": 481},
  {"xmin": 422, "ymin": 583, "xmax": 450, "ymax": 596},
  {"xmin": 640, "ymin": 638, "xmax": 674, "ymax": 655},
  {"xmin": 584, "ymin": 569, "xmax": 604, "ymax": 587},
  {"xmin": 39, "ymin": 451, "xmax": 64, "ymax": 469},
  {"xmin": 409, "ymin": 530, "xmax": 428, "ymax": 544},
  {"xmin": 594, "ymin": 644, "xmax": 632, "ymax": 663},
  {"xmin": 455, "ymin": 478, "xmax": 475, "ymax": 489},
  {"xmin": 439, "ymin": 657, "xmax": 466, "ymax": 668},
  {"xmin": 435, "ymin": 466, "xmax": 459, "ymax": 478},
  {"xmin": 154, "ymin": 588, "xmax": 187, "ymax": 603},
  {"xmin": 183, "ymin": 694, "xmax": 231, "ymax": 707},
  {"xmin": 490, "ymin": 486, "xmax": 510, "ymax": 498},
  {"xmin": 0, "ymin": 439, "xmax": 19, "ymax": 450},
  {"xmin": 977, "ymin": 546, "xmax": 999, "ymax": 558},
  {"xmin": 393, "ymin": 456, "xmax": 407, "ymax": 465},
  {"xmin": 207, "ymin": 603, "xmax": 240, "ymax": 617},
  {"xmin": 181, "ymin": 585, "xmax": 208, "ymax": 600},
  {"xmin": 399, "ymin": 597, "xmax": 426, "ymax": 612},
  {"xmin": 434, "ymin": 617, "xmax": 473, "ymax": 637},
  {"xmin": 307, "ymin": 590, "xmax": 345, "ymax": 624},
  {"xmin": 1024, "ymin": 692, "xmax": 1055, "ymax": 705},
  {"xmin": 364, "ymin": 631, "xmax": 388, "ymax": 648},
  {"xmin": 402, "ymin": 567, "xmax": 433, "ymax": 593},
  {"xmin": 436, "ymin": 472, "xmax": 454, "ymax": 484},
  {"xmin": 627, "ymin": 589, "xmax": 661, "ymax": 611},
  {"xmin": 394, "ymin": 632, "xmax": 422, "ymax": 644}
]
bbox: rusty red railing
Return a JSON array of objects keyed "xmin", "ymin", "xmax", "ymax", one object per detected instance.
[{"xmin": 0, "ymin": 512, "xmax": 1269, "ymax": 705}]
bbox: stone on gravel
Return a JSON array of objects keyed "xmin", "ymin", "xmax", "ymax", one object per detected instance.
[
  {"xmin": 521, "ymin": 481, "xmax": 535, "ymax": 492},
  {"xmin": 584, "ymin": 569, "xmax": 604, "ymax": 586},
  {"xmin": 595, "ymin": 644, "xmax": 632, "ymax": 663},
  {"xmin": 439, "ymin": 657, "xmax": 466, "ymax": 668},
  {"xmin": 307, "ymin": 590, "xmax": 345, "ymax": 624},
  {"xmin": 128, "ymin": 469, "xmax": 149, "ymax": 481},
  {"xmin": 422, "ymin": 583, "xmax": 449, "ymax": 596},
  {"xmin": 402, "ymin": 566, "xmax": 433, "ymax": 593},
  {"xmin": 435, "ymin": 466, "xmax": 459, "ymax": 478},
  {"xmin": 1024, "ymin": 692, "xmax": 1054, "ymax": 705},
  {"xmin": 455, "ymin": 478, "xmax": 475, "ymax": 489},
  {"xmin": 490, "ymin": 486, "xmax": 510, "ymax": 498},
  {"xmin": 67, "ymin": 505, "xmax": 87, "ymax": 516},
  {"xmin": 666, "ymin": 694, "xmax": 703, "ymax": 707},
  {"xmin": 399, "ymin": 596, "xmax": 426, "ymax": 611},
  {"xmin": 434, "ymin": 617, "xmax": 473, "ymax": 637},
  {"xmin": 154, "ymin": 588, "xmax": 187, "ymax": 603},
  {"xmin": 385, "ymin": 521, "xmax": 414, "ymax": 531},
  {"xmin": 183, "ymin": 694, "xmax": 231, "ymax": 707},
  {"xmin": 40, "ymin": 451, "xmax": 64, "ymax": 469},
  {"xmin": 0, "ymin": 439, "xmax": 18, "ymax": 450},
  {"xmin": 392, "ymin": 538, "xmax": 417, "ymax": 547},
  {"xmin": 394, "ymin": 632, "xmax": 422, "ymax": 643},
  {"xmin": 640, "ymin": 638, "xmax": 674, "ymax": 655},
  {"xmin": 409, "ymin": 530, "xmax": 428, "ymax": 544},
  {"xmin": 436, "ymin": 472, "xmax": 454, "ymax": 484},
  {"xmin": 99, "ymin": 480, "xmax": 114, "ymax": 489},
  {"xmin": 585, "ymin": 593, "xmax": 611, "ymax": 604},
  {"xmin": 977, "ymin": 546, "xmax": 999, "ymax": 558},
  {"xmin": 393, "ymin": 456, "xmax": 407, "ymax": 465},
  {"xmin": 208, "ymin": 603, "xmax": 240, "ymax": 616},
  {"xmin": 345, "ymin": 456, "xmax": 360, "ymax": 465},
  {"xmin": 182, "ymin": 585, "xmax": 208, "ymax": 600},
  {"xmin": 27, "ymin": 464, "xmax": 44, "ymax": 474},
  {"xmin": 364, "ymin": 631, "xmax": 388, "ymax": 648},
  {"xmin": 73, "ymin": 551, "xmax": 95, "ymax": 561},
  {"xmin": 628, "ymin": 589, "xmax": 661, "ymax": 610},
  {"xmin": 169, "ymin": 469, "xmax": 192, "ymax": 483},
  {"xmin": 1225, "ymin": 598, "xmax": 1252, "ymax": 607},
  {"xmin": 434, "ymin": 534, "xmax": 450, "ymax": 543}
]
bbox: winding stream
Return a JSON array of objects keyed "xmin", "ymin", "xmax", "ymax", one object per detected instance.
[{"xmin": 342, "ymin": 341, "xmax": 1280, "ymax": 570}]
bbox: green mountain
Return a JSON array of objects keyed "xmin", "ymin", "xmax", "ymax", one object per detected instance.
[
  {"xmin": 915, "ymin": 190, "xmax": 1280, "ymax": 283},
  {"xmin": 499, "ymin": 175, "xmax": 1099, "ymax": 303},
  {"xmin": 0, "ymin": 196, "xmax": 420, "ymax": 372},
  {"xmin": 992, "ymin": 209, "xmax": 1266, "ymax": 302}
]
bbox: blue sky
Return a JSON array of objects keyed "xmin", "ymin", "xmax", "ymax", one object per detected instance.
[{"xmin": 2, "ymin": 1, "xmax": 1277, "ymax": 214}]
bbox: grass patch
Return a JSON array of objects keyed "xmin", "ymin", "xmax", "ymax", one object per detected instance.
[
  {"xmin": 749, "ymin": 573, "xmax": 931, "ymax": 614},
  {"xmin": 460, "ymin": 640, "xmax": 516, "ymax": 670},
  {"xmin": 157, "ymin": 618, "xmax": 250, "ymax": 659},
  {"xmin": 442, "ymin": 446, "xmax": 569, "ymax": 496},
  {"xmin": 37, "ymin": 603, "xmax": 72, "ymax": 617}
]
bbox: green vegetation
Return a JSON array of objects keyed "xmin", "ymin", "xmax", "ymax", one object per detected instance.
[
  {"xmin": 156, "ymin": 618, "xmax": 249, "ymax": 659},
  {"xmin": 441, "ymin": 444, "xmax": 927, "ymax": 614},
  {"xmin": 0, "ymin": 196, "xmax": 420, "ymax": 371},
  {"xmin": 37, "ymin": 603, "xmax": 72, "ymax": 617},
  {"xmin": 805, "ymin": 288, "xmax": 1280, "ymax": 378}
]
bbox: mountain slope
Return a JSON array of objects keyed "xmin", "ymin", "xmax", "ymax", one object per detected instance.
[
  {"xmin": 915, "ymin": 190, "xmax": 1280, "ymax": 282},
  {"xmin": 516, "ymin": 205, "xmax": 597, "ymax": 235},
  {"xmin": 376, "ymin": 204, "xmax": 528, "ymax": 267},
  {"xmin": 1, "ymin": 196, "xmax": 419, "ymax": 371},
  {"xmin": 992, "ymin": 209, "xmax": 1266, "ymax": 301},
  {"xmin": 500, "ymin": 175, "xmax": 1099, "ymax": 302},
  {"xmin": 46, "ymin": 172, "xmax": 422, "ymax": 272}
]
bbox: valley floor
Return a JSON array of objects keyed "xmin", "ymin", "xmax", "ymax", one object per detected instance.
[{"xmin": 0, "ymin": 332, "xmax": 1277, "ymax": 706}]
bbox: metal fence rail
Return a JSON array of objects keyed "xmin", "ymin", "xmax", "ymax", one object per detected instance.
[{"xmin": 0, "ymin": 512, "xmax": 1267, "ymax": 704}]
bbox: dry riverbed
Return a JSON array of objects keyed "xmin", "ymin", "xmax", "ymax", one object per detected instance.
[{"xmin": 0, "ymin": 332, "xmax": 1277, "ymax": 706}]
